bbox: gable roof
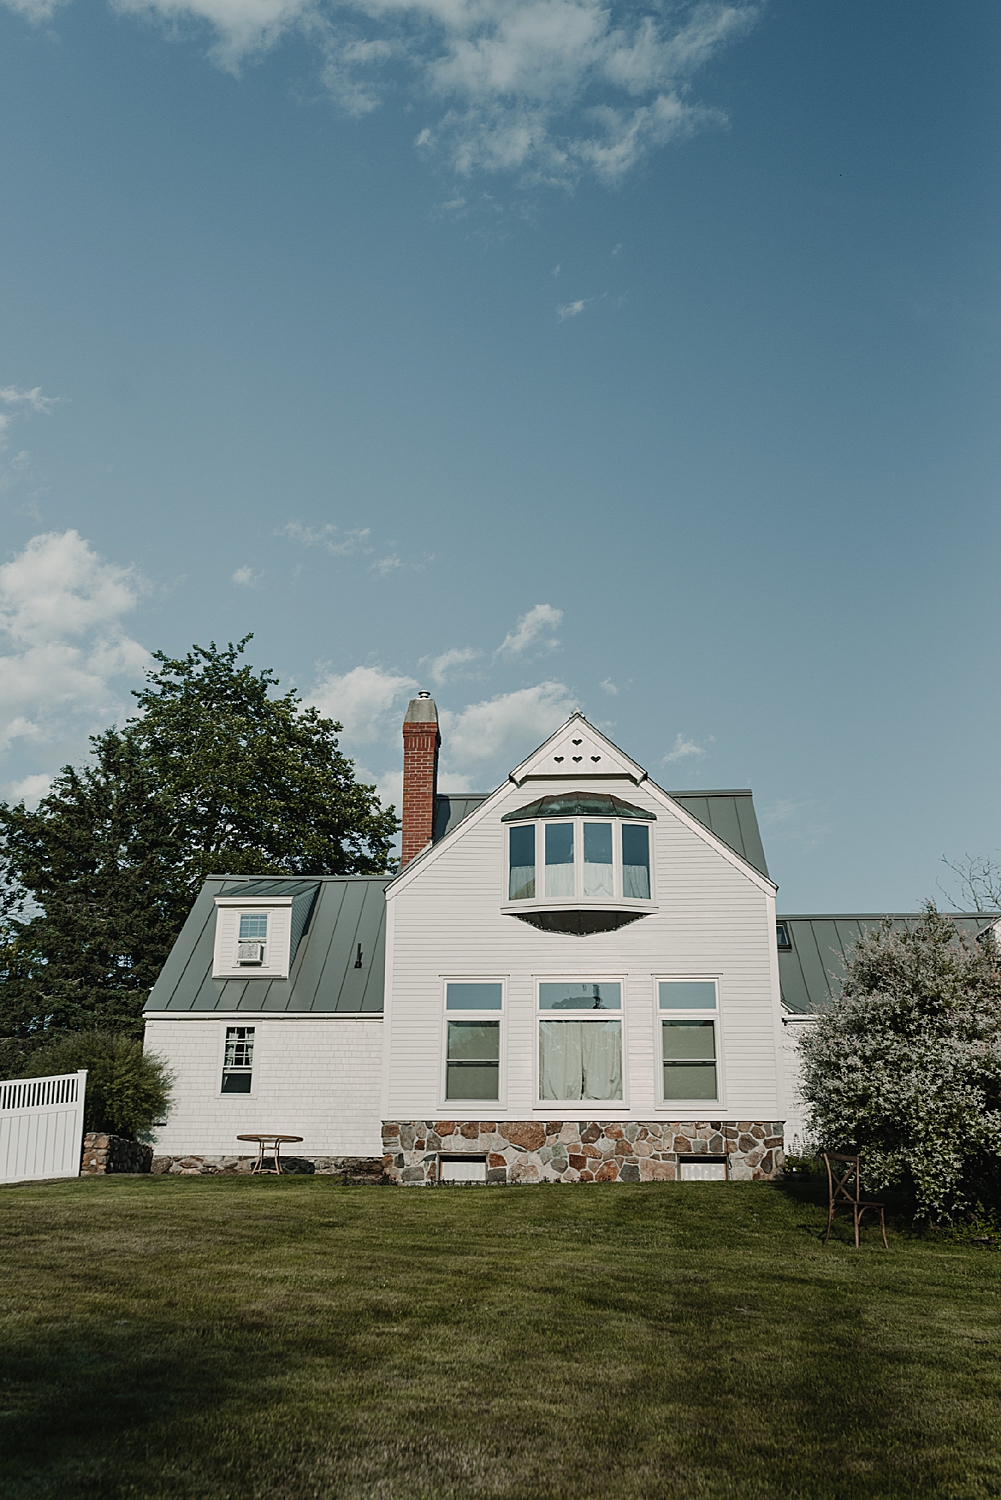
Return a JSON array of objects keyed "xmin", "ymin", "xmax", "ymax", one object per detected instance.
[
  {"xmin": 144, "ymin": 874, "xmax": 389, "ymax": 1014},
  {"xmin": 777, "ymin": 913, "xmax": 998, "ymax": 1015}
]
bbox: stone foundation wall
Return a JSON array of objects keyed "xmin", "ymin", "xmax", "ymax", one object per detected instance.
[
  {"xmin": 150, "ymin": 1154, "xmax": 387, "ymax": 1182},
  {"xmin": 80, "ymin": 1134, "xmax": 154, "ymax": 1175},
  {"xmin": 382, "ymin": 1120, "xmax": 784, "ymax": 1185}
]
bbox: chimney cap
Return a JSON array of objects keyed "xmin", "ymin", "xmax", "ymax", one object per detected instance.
[{"xmin": 404, "ymin": 693, "xmax": 439, "ymax": 724}]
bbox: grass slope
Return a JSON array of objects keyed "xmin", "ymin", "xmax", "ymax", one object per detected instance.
[{"xmin": 1, "ymin": 1176, "xmax": 1000, "ymax": 1499}]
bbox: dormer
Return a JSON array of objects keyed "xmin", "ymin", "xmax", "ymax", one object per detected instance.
[{"xmin": 211, "ymin": 880, "xmax": 319, "ymax": 980}]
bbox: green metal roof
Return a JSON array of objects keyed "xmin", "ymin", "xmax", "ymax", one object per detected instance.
[
  {"xmin": 777, "ymin": 913, "xmax": 998, "ymax": 1014},
  {"xmin": 144, "ymin": 874, "xmax": 390, "ymax": 1014},
  {"xmin": 502, "ymin": 791, "xmax": 656, "ymax": 823},
  {"xmin": 668, "ymin": 790, "xmax": 769, "ymax": 879},
  {"xmin": 433, "ymin": 793, "xmax": 489, "ymax": 842}
]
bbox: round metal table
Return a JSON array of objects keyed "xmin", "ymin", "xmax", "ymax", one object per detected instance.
[{"xmin": 236, "ymin": 1133, "xmax": 304, "ymax": 1175}]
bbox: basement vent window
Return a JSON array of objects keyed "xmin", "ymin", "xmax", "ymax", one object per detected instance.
[
  {"xmin": 438, "ymin": 1156, "xmax": 487, "ymax": 1183},
  {"xmin": 678, "ymin": 1156, "xmax": 728, "ymax": 1181}
]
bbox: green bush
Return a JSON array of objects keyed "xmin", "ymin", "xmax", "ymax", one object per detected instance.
[{"xmin": 17, "ymin": 1032, "xmax": 172, "ymax": 1141}]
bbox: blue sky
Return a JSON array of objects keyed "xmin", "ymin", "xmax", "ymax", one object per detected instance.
[{"xmin": 0, "ymin": 0, "xmax": 998, "ymax": 911}]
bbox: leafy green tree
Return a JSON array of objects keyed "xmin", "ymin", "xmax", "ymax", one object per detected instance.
[
  {"xmin": 0, "ymin": 638, "xmax": 398, "ymax": 1051},
  {"xmin": 799, "ymin": 905, "xmax": 1001, "ymax": 1220},
  {"xmin": 21, "ymin": 1031, "xmax": 172, "ymax": 1140}
]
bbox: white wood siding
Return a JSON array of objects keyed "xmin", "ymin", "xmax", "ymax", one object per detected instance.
[
  {"xmin": 385, "ymin": 778, "xmax": 783, "ymax": 1122},
  {"xmin": 144, "ymin": 1016, "xmax": 383, "ymax": 1156}
]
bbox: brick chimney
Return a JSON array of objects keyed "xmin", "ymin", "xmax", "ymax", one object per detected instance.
[{"xmin": 401, "ymin": 691, "xmax": 440, "ymax": 867}]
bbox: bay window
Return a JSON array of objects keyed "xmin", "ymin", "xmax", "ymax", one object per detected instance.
[{"xmin": 507, "ymin": 819, "xmax": 651, "ymax": 905}]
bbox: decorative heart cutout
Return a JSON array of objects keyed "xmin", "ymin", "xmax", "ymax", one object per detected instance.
[
  {"xmin": 572, "ymin": 738, "xmax": 582, "ymax": 746},
  {"xmin": 591, "ymin": 756, "xmax": 601, "ymax": 762},
  {"xmin": 572, "ymin": 756, "xmax": 583, "ymax": 762},
  {"xmin": 554, "ymin": 755, "xmax": 564, "ymax": 762}
]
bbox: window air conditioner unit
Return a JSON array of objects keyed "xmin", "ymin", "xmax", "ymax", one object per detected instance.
[{"xmin": 237, "ymin": 942, "xmax": 265, "ymax": 965}]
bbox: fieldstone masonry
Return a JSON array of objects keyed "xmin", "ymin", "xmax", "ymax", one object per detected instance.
[
  {"xmin": 149, "ymin": 1154, "xmax": 388, "ymax": 1181},
  {"xmin": 382, "ymin": 1120, "xmax": 784, "ymax": 1184},
  {"xmin": 80, "ymin": 1134, "xmax": 154, "ymax": 1175}
]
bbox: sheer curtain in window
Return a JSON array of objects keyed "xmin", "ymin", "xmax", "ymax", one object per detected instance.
[{"xmin": 539, "ymin": 1020, "xmax": 622, "ymax": 1100}]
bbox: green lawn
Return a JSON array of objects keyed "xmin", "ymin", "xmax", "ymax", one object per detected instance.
[{"xmin": 2, "ymin": 1177, "xmax": 1000, "ymax": 1499}]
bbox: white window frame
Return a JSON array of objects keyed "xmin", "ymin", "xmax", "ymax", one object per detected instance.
[
  {"xmin": 534, "ymin": 975, "xmax": 629, "ymax": 1109},
  {"xmin": 502, "ymin": 819, "xmax": 655, "ymax": 916},
  {"xmin": 439, "ymin": 978, "xmax": 506, "ymax": 1109},
  {"xmin": 217, "ymin": 1022, "xmax": 258, "ymax": 1098},
  {"xmin": 213, "ymin": 897, "xmax": 293, "ymax": 979},
  {"xmin": 655, "ymin": 977, "xmax": 724, "ymax": 1111}
]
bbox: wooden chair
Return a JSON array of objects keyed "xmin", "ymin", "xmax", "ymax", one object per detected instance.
[{"xmin": 822, "ymin": 1153, "xmax": 888, "ymax": 1249}]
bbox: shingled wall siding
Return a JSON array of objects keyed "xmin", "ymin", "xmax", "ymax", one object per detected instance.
[
  {"xmin": 383, "ymin": 1120, "xmax": 784, "ymax": 1184},
  {"xmin": 144, "ymin": 1016, "xmax": 384, "ymax": 1158}
]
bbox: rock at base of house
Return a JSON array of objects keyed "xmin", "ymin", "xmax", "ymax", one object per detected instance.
[
  {"xmin": 80, "ymin": 1134, "xmax": 154, "ymax": 1175},
  {"xmin": 148, "ymin": 1153, "xmax": 389, "ymax": 1183},
  {"xmin": 381, "ymin": 1120, "xmax": 785, "ymax": 1186}
]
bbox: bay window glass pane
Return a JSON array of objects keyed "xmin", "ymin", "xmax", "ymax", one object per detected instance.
[
  {"xmin": 239, "ymin": 912, "xmax": 268, "ymax": 940},
  {"xmin": 446, "ymin": 1021, "xmax": 499, "ymax": 1100},
  {"xmin": 663, "ymin": 1020, "xmax": 717, "ymax": 1100},
  {"xmin": 545, "ymin": 823, "xmax": 575, "ymax": 898},
  {"xmin": 659, "ymin": 981, "xmax": 718, "ymax": 1010},
  {"xmin": 446, "ymin": 983, "xmax": 503, "ymax": 1010},
  {"xmin": 539, "ymin": 1020, "xmax": 622, "ymax": 1100},
  {"xmin": 621, "ymin": 824, "xmax": 650, "ymax": 899},
  {"xmin": 509, "ymin": 825, "xmax": 535, "ymax": 900},
  {"xmin": 538, "ymin": 982, "xmax": 621, "ymax": 1010},
  {"xmin": 583, "ymin": 822, "xmax": 613, "ymax": 897}
]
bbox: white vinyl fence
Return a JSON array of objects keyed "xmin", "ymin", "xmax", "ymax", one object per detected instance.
[{"xmin": 0, "ymin": 1070, "xmax": 88, "ymax": 1184}]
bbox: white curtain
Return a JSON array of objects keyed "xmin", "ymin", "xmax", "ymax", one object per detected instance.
[{"xmin": 539, "ymin": 1020, "xmax": 622, "ymax": 1100}]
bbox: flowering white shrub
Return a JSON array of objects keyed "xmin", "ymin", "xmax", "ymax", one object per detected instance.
[{"xmin": 799, "ymin": 906, "xmax": 1001, "ymax": 1220}]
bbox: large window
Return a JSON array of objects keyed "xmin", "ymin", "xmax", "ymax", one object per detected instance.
[
  {"xmin": 445, "ymin": 982, "xmax": 502, "ymax": 1100},
  {"xmin": 222, "ymin": 1026, "xmax": 255, "ymax": 1093},
  {"xmin": 538, "ymin": 981, "xmax": 622, "ymax": 1101},
  {"xmin": 660, "ymin": 981, "xmax": 719, "ymax": 1102},
  {"xmin": 507, "ymin": 821, "xmax": 650, "ymax": 904}
]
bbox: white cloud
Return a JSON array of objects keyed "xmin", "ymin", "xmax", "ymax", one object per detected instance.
[
  {"xmin": 497, "ymin": 602, "xmax": 562, "ymax": 657},
  {"xmin": 552, "ymin": 263, "xmax": 561, "ymax": 276},
  {"xmin": 0, "ymin": 385, "xmax": 60, "ymax": 465},
  {"xmin": 425, "ymin": 646, "xmax": 480, "ymax": 686},
  {"xmin": 372, "ymin": 553, "xmax": 402, "ymax": 576},
  {"xmin": 663, "ymin": 733, "xmax": 706, "ymax": 764},
  {"xmin": 440, "ymin": 680, "xmax": 574, "ymax": 771},
  {"xmin": 20, "ymin": 0, "xmax": 759, "ymax": 185},
  {"xmin": 557, "ymin": 299, "xmax": 588, "ymax": 320},
  {"xmin": 599, "ymin": 677, "xmax": 618, "ymax": 696},
  {"xmin": 231, "ymin": 565, "xmax": 261, "ymax": 586},
  {"xmin": 7, "ymin": 771, "xmax": 54, "ymax": 805},
  {"xmin": 0, "ymin": 531, "xmax": 149, "ymax": 757},
  {"xmin": 308, "ymin": 663, "xmax": 418, "ymax": 744},
  {"xmin": 280, "ymin": 521, "xmax": 371, "ymax": 555}
]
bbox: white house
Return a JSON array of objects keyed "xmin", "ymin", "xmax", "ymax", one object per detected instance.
[{"xmin": 143, "ymin": 694, "xmax": 997, "ymax": 1183}]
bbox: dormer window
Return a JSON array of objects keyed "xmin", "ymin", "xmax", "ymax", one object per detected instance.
[
  {"xmin": 502, "ymin": 793, "xmax": 655, "ymax": 935},
  {"xmin": 237, "ymin": 912, "xmax": 268, "ymax": 965}
]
